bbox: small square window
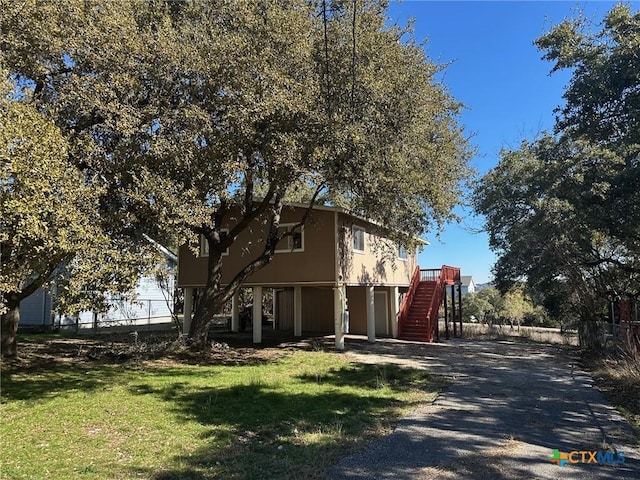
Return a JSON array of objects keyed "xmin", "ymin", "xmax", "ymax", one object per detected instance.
[
  {"xmin": 200, "ymin": 230, "xmax": 229, "ymax": 257},
  {"xmin": 398, "ymin": 244, "xmax": 408, "ymax": 260},
  {"xmin": 275, "ymin": 224, "xmax": 304, "ymax": 252},
  {"xmin": 353, "ymin": 226, "xmax": 365, "ymax": 252}
]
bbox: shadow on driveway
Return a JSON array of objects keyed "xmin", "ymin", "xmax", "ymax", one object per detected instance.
[{"xmin": 328, "ymin": 338, "xmax": 639, "ymax": 480}]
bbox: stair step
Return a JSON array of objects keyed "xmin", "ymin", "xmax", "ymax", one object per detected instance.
[{"xmin": 402, "ymin": 327, "xmax": 430, "ymax": 333}]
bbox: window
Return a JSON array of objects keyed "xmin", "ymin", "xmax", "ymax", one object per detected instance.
[
  {"xmin": 398, "ymin": 244, "xmax": 408, "ymax": 260},
  {"xmin": 275, "ymin": 224, "xmax": 304, "ymax": 252},
  {"xmin": 200, "ymin": 230, "xmax": 229, "ymax": 257},
  {"xmin": 352, "ymin": 226, "xmax": 365, "ymax": 253}
]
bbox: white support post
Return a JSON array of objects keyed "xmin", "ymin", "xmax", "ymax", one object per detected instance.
[
  {"xmin": 294, "ymin": 286, "xmax": 302, "ymax": 337},
  {"xmin": 231, "ymin": 291, "xmax": 240, "ymax": 332},
  {"xmin": 334, "ymin": 287, "xmax": 345, "ymax": 351},
  {"xmin": 272, "ymin": 289, "xmax": 277, "ymax": 330},
  {"xmin": 253, "ymin": 286, "xmax": 263, "ymax": 344},
  {"xmin": 183, "ymin": 287, "xmax": 193, "ymax": 335},
  {"xmin": 366, "ymin": 286, "xmax": 375, "ymax": 343},
  {"xmin": 391, "ymin": 286, "xmax": 399, "ymax": 338}
]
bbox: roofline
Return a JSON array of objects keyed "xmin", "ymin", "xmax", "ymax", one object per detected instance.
[
  {"xmin": 280, "ymin": 201, "xmax": 429, "ymax": 246},
  {"xmin": 143, "ymin": 234, "xmax": 178, "ymax": 263}
]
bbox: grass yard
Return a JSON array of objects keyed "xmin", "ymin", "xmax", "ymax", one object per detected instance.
[{"xmin": 0, "ymin": 336, "xmax": 445, "ymax": 480}]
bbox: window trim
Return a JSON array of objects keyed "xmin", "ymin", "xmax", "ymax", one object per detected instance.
[
  {"xmin": 200, "ymin": 230, "xmax": 229, "ymax": 257},
  {"xmin": 274, "ymin": 223, "xmax": 305, "ymax": 253},
  {"xmin": 352, "ymin": 225, "xmax": 366, "ymax": 253}
]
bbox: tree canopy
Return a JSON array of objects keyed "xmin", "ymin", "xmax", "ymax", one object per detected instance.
[
  {"xmin": 475, "ymin": 4, "xmax": 640, "ymax": 345},
  {"xmin": 1, "ymin": 0, "xmax": 473, "ymax": 352}
]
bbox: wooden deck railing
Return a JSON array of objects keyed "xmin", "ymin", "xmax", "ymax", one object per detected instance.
[{"xmin": 419, "ymin": 269, "xmax": 440, "ymax": 282}]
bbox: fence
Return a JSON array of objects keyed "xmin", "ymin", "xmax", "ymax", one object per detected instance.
[{"xmin": 57, "ymin": 299, "xmax": 177, "ymax": 334}]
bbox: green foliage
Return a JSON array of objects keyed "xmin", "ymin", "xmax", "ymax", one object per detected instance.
[
  {"xmin": 463, "ymin": 287, "xmax": 502, "ymax": 323},
  {"xmin": 0, "ymin": 0, "xmax": 473, "ymax": 347},
  {"xmin": 465, "ymin": 286, "xmax": 551, "ymax": 327},
  {"xmin": 0, "ymin": 59, "xmax": 159, "ymax": 355},
  {"xmin": 0, "ymin": 68, "xmax": 95, "ymax": 306},
  {"xmin": 499, "ymin": 284, "xmax": 535, "ymax": 328},
  {"xmin": 476, "ymin": 4, "xmax": 640, "ymax": 341},
  {"xmin": 536, "ymin": 4, "xmax": 640, "ymax": 152}
]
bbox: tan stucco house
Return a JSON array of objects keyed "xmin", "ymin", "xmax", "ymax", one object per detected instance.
[{"xmin": 178, "ymin": 204, "xmax": 420, "ymax": 349}]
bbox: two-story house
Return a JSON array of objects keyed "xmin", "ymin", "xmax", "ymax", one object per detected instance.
[{"xmin": 178, "ymin": 204, "xmax": 463, "ymax": 349}]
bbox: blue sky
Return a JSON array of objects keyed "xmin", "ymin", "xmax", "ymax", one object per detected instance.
[{"xmin": 387, "ymin": 0, "xmax": 638, "ymax": 284}]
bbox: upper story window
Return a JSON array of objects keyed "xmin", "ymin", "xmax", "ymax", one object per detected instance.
[
  {"xmin": 200, "ymin": 230, "xmax": 229, "ymax": 257},
  {"xmin": 352, "ymin": 225, "xmax": 365, "ymax": 253},
  {"xmin": 398, "ymin": 244, "xmax": 408, "ymax": 260},
  {"xmin": 275, "ymin": 224, "xmax": 304, "ymax": 252}
]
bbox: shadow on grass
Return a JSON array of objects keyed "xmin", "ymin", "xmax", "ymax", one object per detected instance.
[
  {"xmin": 1, "ymin": 363, "xmax": 125, "ymax": 402},
  {"xmin": 126, "ymin": 364, "xmax": 436, "ymax": 480},
  {"xmin": 1, "ymin": 336, "xmax": 282, "ymax": 402},
  {"xmin": 296, "ymin": 362, "xmax": 448, "ymax": 392}
]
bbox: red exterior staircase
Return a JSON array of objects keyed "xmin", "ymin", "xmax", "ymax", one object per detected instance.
[{"xmin": 398, "ymin": 266, "xmax": 461, "ymax": 342}]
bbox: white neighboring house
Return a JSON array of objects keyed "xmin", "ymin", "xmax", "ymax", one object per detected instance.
[
  {"xmin": 19, "ymin": 242, "xmax": 177, "ymax": 332},
  {"xmin": 460, "ymin": 276, "xmax": 476, "ymax": 296},
  {"xmin": 18, "ymin": 287, "xmax": 54, "ymax": 331}
]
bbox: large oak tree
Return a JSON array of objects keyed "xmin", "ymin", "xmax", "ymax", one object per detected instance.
[{"xmin": 1, "ymin": 0, "xmax": 472, "ymax": 352}]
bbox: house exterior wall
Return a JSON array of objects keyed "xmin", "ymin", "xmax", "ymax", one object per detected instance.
[
  {"xmin": 275, "ymin": 288, "xmax": 294, "ymax": 331},
  {"xmin": 301, "ymin": 287, "xmax": 334, "ymax": 332},
  {"xmin": 346, "ymin": 286, "xmax": 367, "ymax": 334},
  {"xmin": 20, "ymin": 271, "xmax": 175, "ymax": 331},
  {"xmin": 178, "ymin": 206, "xmax": 337, "ymax": 287},
  {"xmin": 19, "ymin": 288, "xmax": 53, "ymax": 328},
  {"xmin": 337, "ymin": 213, "xmax": 417, "ymax": 286},
  {"xmin": 273, "ymin": 286, "xmax": 334, "ymax": 333},
  {"xmin": 460, "ymin": 276, "xmax": 476, "ymax": 295},
  {"xmin": 345, "ymin": 286, "xmax": 397, "ymax": 336}
]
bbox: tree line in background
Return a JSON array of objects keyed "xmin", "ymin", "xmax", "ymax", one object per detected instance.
[
  {"xmin": 462, "ymin": 286, "xmax": 558, "ymax": 330},
  {"xmin": 1, "ymin": 0, "xmax": 473, "ymax": 356},
  {"xmin": 475, "ymin": 4, "xmax": 640, "ymax": 350}
]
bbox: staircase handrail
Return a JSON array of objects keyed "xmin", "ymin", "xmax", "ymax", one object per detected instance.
[
  {"xmin": 398, "ymin": 266, "xmax": 421, "ymax": 334},
  {"xmin": 425, "ymin": 270, "xmax": 447, "ymax": 340},
  {"xmin": 424, "ymin": 266, "xmax": 460, "ymax": 340}
]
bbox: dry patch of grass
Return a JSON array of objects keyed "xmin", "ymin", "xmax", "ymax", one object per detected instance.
[
  {"xmin": 591, "ymin": 352, "xmax": 640, "ymax": 439},
  {"xmin": 461, "ymin": 323, "xmax": 578, "ymax": 346}
]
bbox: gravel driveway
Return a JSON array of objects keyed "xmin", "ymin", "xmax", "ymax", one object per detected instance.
[{"xmin": 327, "ymin": 338, "xmax": 639, "ymax": 479}]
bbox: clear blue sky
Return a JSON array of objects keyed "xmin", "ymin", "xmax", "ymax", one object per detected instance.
[{"xmin": 387, "ymin": 0, "xmax": 638, "ymax": 284}]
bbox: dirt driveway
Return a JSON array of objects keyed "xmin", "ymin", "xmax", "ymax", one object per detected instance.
[{"xmin": 327, "ymin": 338, "xmax": 639, "ymax": 479}]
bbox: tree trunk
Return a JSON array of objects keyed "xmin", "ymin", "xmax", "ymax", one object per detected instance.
[
  {"xmin": 1, "ymin": 295, "xmax": 20, "ymax": 358},
  {"xmin": 188, "ymin": 284, "xmax": 226, "ymax": 350},
  {"xmin": 578, "ymin": 319, "xmax": 605, "ymax": 352}
]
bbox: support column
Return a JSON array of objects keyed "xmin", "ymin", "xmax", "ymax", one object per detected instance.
[
  {"xmin": 443, "ymin": 287, "xmax": 450, "ymax": 340},
  {"xmin": 231, "ymin": 291, "xmax": 240, "ymax": 332},
  {"xmin": 390, "ymin": 286, "xmax": 399, "ymax": 339},
  {"xmin": 183, "ymin": 287, "xmax": 193, "ymax": 335},
  {"xmin": 451, "ymin": 285, "xmax": 457, "ymax": 337},
  {"xmin": 436, "ymin": 293, "xmax": 441, "ymax": 342},
  {"xmin": 334, "ymin": 287, "xmax": 345, "ymax": 351},
  {"xmin": 366, "ymin": 286, "xmax": 375, "ymax": 343},
  {"xmin": 294, "ymin": 286, "xmax": 302, "ymax": 337},
  {"xmin": 253, "ymin": 286, "xmax": 262, "ymax": 344},
  {"xmin": 458, "ymin": 283, "xmax": 463, "ymax": 336}
]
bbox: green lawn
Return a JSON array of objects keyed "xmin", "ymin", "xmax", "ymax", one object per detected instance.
[{"xmin": 1, "ymin": 343, "xmax": 444, "ymax": 479}]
